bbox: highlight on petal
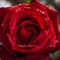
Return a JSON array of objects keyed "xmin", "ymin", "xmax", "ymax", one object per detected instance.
[{"xmin": 7, "ymin": 33, "xmax": 14, "ymax": 46}]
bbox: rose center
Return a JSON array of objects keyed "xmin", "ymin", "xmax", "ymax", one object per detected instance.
[
  {"xmin": 16, "ymin": 17, "xmax": 40, "ymax": 45},
  {"xmin": 17, "ymin": 24, "xmax": 34, "ymax": 44}
]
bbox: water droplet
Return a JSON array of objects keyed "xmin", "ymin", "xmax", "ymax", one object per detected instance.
[
  {"xmin": 41, "ymin": 11, "xmax": 45, "ymax": 14},
  {"xmin": 49, "ymin": 7, "xmax": 51, "ymax": 9},
  {"xmin": 36, "ymin": 9, "xmax": 39, "ymax": 11},
  {"xmin": 36, "ymin": 9, "xmax": 45, "ymax": 15},
  {"xmin": 39, "ymin": 11, "xmax": 45, "ymax": 14}
]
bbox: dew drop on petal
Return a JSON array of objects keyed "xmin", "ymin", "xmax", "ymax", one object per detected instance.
[
  {"xmin": 36, "ymin": 9, "xmax": 39, "ymax": 11},
  {"xmin": 36, "ymin": 9, "xmax": 45, "ymax": 15},
  {"xmin": 49, "ymin": 7, "xmax": 52, "ymax": 10},
  {"xmin": 41, "ymin": 11, "xmax": 45, "ymax": 14},
  {"xmin": 39, "ymin": 11, "xmax": 45, "ymax": 14}
]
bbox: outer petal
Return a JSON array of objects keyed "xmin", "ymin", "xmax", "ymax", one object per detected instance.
[
  {"xmin": 31, "ymin": 1, "xmax": 59, "ymax": 34},
  {"xmin": 45, "ymin": 7, "xmax": 58, "ymax": 34},
  {"xmin": 41, "ymin": 4, "xmax": 60, "ymax": 50},
  {"xmin": 0, "ymin": 26, "xmax": 16, "ymax": 55},
  {"xmin": 0, "ymin": 46, "xmax": 49, "ymax": 60},
  {"xmin": 30, "ymin": 1, "xmax": 60, "ymax": 53},
  {"xmin": 54, "ymin": 30, "xmax": 60, "ymax": 51},
  {"xmin": 0, "ymin": 2, "xmax": 59, "ymax": 60},
  {"xmin": 40, "ymin": 3, "xmax": 59, "ymax": 34},
  {"xmin": 0, "ymin": 8, "xmax": 8, "ymax": 25}
]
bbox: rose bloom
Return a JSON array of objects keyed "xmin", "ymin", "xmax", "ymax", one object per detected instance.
[{"xmin": 0, "ymin": 0, "xmax": 60, "ymax": 60}]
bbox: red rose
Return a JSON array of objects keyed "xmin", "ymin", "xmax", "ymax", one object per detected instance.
[{"xmin": 0, "ymin": 0, "xmax": 60, "ymax": 60}]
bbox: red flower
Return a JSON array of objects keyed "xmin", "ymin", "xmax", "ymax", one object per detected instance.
[{"xmin": 0, "ymin": 0, "xmax": 60, "ymax": 60}]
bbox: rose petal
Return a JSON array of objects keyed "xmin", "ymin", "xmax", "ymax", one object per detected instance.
[
  {"xmin": 0, "ymin": 8, "xmax": 8, "ymax": 25},
  {"xmin": 0, "ymin": 26, "xmax": 16, "ymax": 56},
  {"xmin": 40, "ymin": 3, "xmax": 59, "ymax": 34}
]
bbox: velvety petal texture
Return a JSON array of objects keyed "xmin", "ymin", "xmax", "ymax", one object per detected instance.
[
  {"xmin": 0, "ymin": 0, "xmax": 60, "ymax": 60},
  {"xmin": 0, "ymin": 8, "xmax": 8, "ymax": 25}
]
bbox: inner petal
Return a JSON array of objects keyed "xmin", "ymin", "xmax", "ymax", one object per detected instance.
[
  {"xmin": 17, "ymin": 24, "xmax": 34, "ymax": 44},
  {"xmin": 16, "ymin": 19, "xmax": 40, "ymax": 45},
  {"xmin": 19, "ymin": 27, "xmax": 33, "ymax": 44}
]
